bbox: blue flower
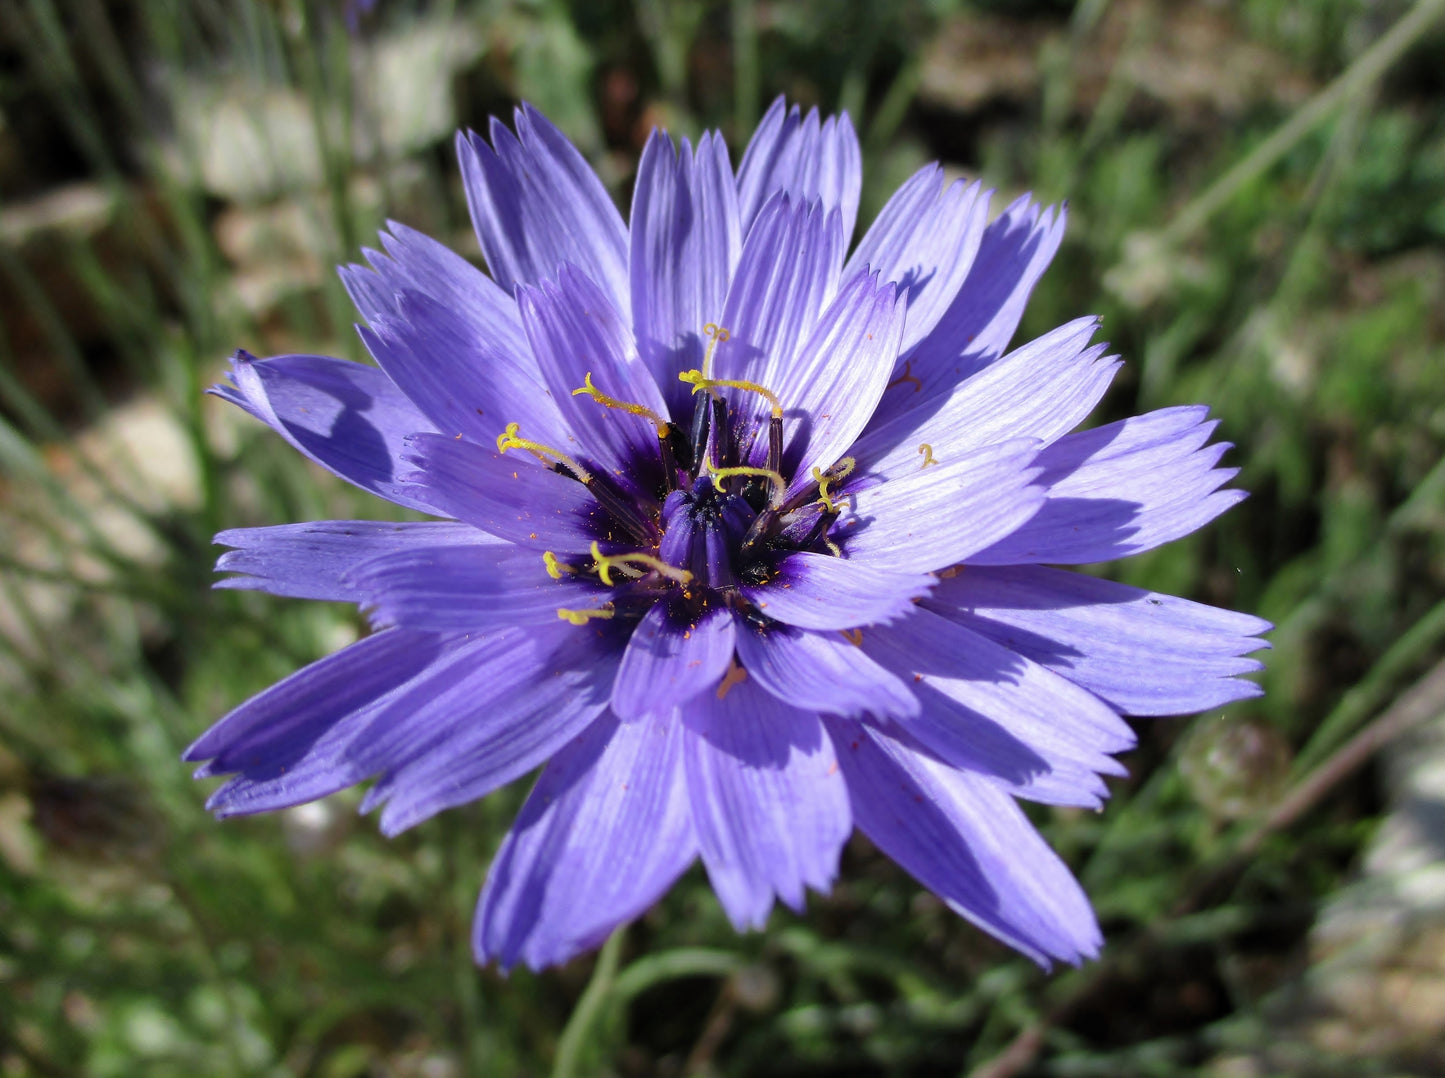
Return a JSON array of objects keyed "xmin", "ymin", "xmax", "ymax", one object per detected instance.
[{"xmin": 191, "ymin": 100, "xmax": 1270, "ymax": 971}]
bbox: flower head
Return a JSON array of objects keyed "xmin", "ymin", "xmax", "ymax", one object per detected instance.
[{"xmin": 192, "ymin": 99, "xmax": 1270, "ymax": 970}]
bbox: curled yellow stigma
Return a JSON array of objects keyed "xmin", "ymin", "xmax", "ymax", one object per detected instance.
[
  {"xmin": 701, "ymin": 322, "xmax": 730, "ymax": 377},
  {"xmin": 496, "ymin": 422, "xmax": 592, "ymax": 483},
  {"xmin": 589, "ymin": 541, "xmax": 693, "ymax": 586},
  {"xmin": 705, "ymin": 463, "xmax": 787, "ymax": 507},
  {"xmin": 542, "ymin": 551, "xmax": 577, "ymax": 580},
  {"xmin": 918, "ymin": 443, "xmax": 938, "ymax": 468},
  {"xmin": 571, "ymin": 372, "xmax": 668, "ymax": 436},
  {"xmin": 841, "ymin": 628, "xmax": 863, "ymax": 647},
  {"xmin": 557, "ymin": 604, "xmax": 615, "ymax": 625},
  {"xmin": 678, "ymin": 369, "xmax": 783, "ymax": 420},
  {"xmin": 812, "ymin": 456, "xmax": 856, "ymax": 513},
  {"xmin": 716, "ymin": 660, "xmax": 748, "ymax": 700}
]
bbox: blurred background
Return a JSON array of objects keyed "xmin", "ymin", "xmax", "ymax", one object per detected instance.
[{"xmin": 3, "ymin": 0, "xmax": 1445, "ymax": 1074}]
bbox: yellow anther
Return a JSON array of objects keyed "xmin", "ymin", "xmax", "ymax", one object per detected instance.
[
  {"xmin": 496, "ymin": 422, "xmax": 593, "ymax": 483},
  {"xmin": 918, "ymin": 443, "xmax": 937, "ymax": 468},
  {"xmin": 705, "ymin": 464, "xmax": 787, "ymax": 507},
  {"xmin": 542, "ymin": 551, "xmax": 576, "ymax": 580},
  {"xmin": 841, "ymin": 628, "xmax": 863, "ymax": 647},
  {"xmin": 702, "ymin": 323, "xmax": 730, "ymax": 378},
  {"xmin": 589, "ymin": 541, "xmax": 693, "ymax": 586},
  {"xmin": 571, "ymin": 372, "xmax": 668, "ymax": 436},
  {"xmin": 679, "ymin": 369, "xmax": 783, "ymax": 419},
  {"xmin": 557, "ymin": 605, "xmax": 615, "ymax": 625},
  {"xmin": 716, "ymin": 660, "xmax": 748, "ymax": 700}
]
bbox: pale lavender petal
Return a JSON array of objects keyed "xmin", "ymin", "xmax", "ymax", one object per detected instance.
[
  {"xmin": 863, "ymin": 608, "xmax": 1129, "ymax": 808},
  {"xmin": 844, "ymin": 164, "xmax": 990, "ymax": 353},
  {"xmin": 186, "ymin": 629, "xmax": 454, "ymax": 814},
  {"xmin": 853, "ymin": 317, "xmax": 1119, "ymax": 482},
  {"xmin": 878, "ymin": 603, "xmax": 1136, "ymax": 758},
  {"xmin": 355, "ymin": 627, "xmax": 617, "ymax": 835},
  {"xmin": 968, "ymin": 407, "xmax": 1244, "ymax": 564},
  {"xmin": 346, "ymin": 544, "xmax": 603, "ymax": 632},
  {"xmin": 713, "ymin": 195, "xmax": 845, "ymax": 455},
  {"xmin": 737, "ymin": 98, "xmax": 861, "ymax": 243},
  {"xmin": 612, "ymin": 604, "xmax": 735, "ymax": 720},
  {"xmin": 683, "ymin": 678, "xmax": 849, "ymax": 929},
  {"xmin": 214, "ymin": 520, "xmax": 496, "ymax": 601},
  {"xmin": 518, "ymin": 264, "xmax": 668, "ymax": 476},
  {"xmin": 872, "ymin": 196, "xmax": 1066, "ymax": 428},
  {"xmin": 473, "ymin": 709, "xmax": 695, "ymax": 971},
  {"xmin": 360, "ymin": 288, "xmax": 569, "ymax": 449},
  {"xmin": 931, "ymin": 565, "xmax": 1270, "ymax": 715},
  {"xmin": 734, "ymin": 620, "xmax": 917, "ymax": 720},
  {"xmin": 838, "ymin": 439, "xmax": 1045, "ymax": 572},
  {"xmin": 399, "ymin": 433, "xmax": 600, "ymax": 553},
  {"xmin": 759, "ymin": 270, "xmax": 907, "ymax": 494},
  {"xmin": 631, "ymin": 130, "xmax": 742, "ymax": 417},
  {"xmin": 353, "ymin": 221, "xmax": 529, "ymax": 361},
  {"xmin": 828, "ymin": 716, "xmax": 1102, "ymax": 967},
  {"xmin": 743, "ymin": 550, "xmax": 935, "ymax": 630},
  {"xmin": 212, "ymin": 351, "xmax": 439, "ymax": 513},
  {"xmin": 457, "ymin": 105, "xmax": 630, "ymax": 315}
]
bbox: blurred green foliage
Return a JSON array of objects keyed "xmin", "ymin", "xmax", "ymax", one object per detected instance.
[{"xmin": 2, "ymin": 0, "xmax": 1445, "ymax": 1075}]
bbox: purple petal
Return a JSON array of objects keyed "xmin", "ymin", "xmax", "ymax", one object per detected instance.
[
  {"xmin": 399, "ymin": 433, "xmax": 600, "ymax": 553},
  {"xmin": 734, "ymin": 620, "xmax": 917, "ymax": 720},
  {"xmin": 844, "ymin": 164, "xmax": 990, "ymax": 354},
  {"xmin": 612, "ymin": 604, "xmax": 735, "ymax": 720},
  {"xmin": 354, "ymin": 626, "xmax": 617, "ymax": 835},
  {"xmin": 931, "ymin": 565, "xmax": 1270, "ymax": 715},
  {"xmin": 864, "ymin": 607, "xmax": 1131, "ymax": 808},
  {"xmin": 737, "ymin": 98, "xmax": 861, "ymax": 244},
  {"xmin": 761, "ymin": 270, "xmax": 907, "ymax": 495},
  {"xmin": 346, "ymin": 544, "xmax": 604, "ymax": 632},
  {"xmin": 212, "ymin": 352, "xmax": 439, "ymax": 513},
  {"xmin": 872, "ymin": 195, "xmax": 1066, "ymax": 429},
  {"xmin": 853, "ymin": 317, "xmax": 1118, "ymax": 482},
  {"xmin": 713, "ymin": 194, "xmax": 845, "ymax": 455},
  {"xmin": 186, "ymin": 629, "xmax": 454, "ymax": 813},
  {"xmin": 630, "ymin": 131, "xmax": 742, "ymax": 417},
  {"xmin": 838, "ymin": 439, "xmax": 1046, "ymax": 571},
  {"xmin": 827, "ymin": 716, "xmax": 1103, "ymax": 967},
  {"xmin": 518, "ymin": 264, "xmax": 668, "ymax": 476},
  {"xmin": 968, "ymin": 407, "xmax": 1244, "ymax": 564},
  {"xmin": 346, "ymin": 222, "xmax": 529, "ymax": 360},
  {"xmin": 457, "ymin": 106, "xmax": 630, "ymax": 316},
  {"xmin": 682, "ymin": 678, "xmax": 849, "ymax": 929},
  {"xmin": 473, "ymin": 709, "xmax": 695, "ymax": 971},
  {"xmin": 214, "ymin": 520, "xmax": 495, "ymax": 601},
  {"xmin": 879, "ymin": 603, "xmax": 1135, "ymax": 756},
  {"xmin": 360, "ymin": 288, "xmax": 569, "ymax": 450},
  {"xmin": 743, "ymin": 550, "xmax": 935, "ymax": 630}
]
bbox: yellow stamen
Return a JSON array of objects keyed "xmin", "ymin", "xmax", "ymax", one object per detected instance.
[
  {"xmin": 918, "ymin": 443, "xmax": 937, "ymax": 468},
  {"xmin": 571, "ymin": 372, "xmax": 668, "ymax": 436},
  {"xmin": 841, "ymin": 628, "xmax": 863, "ymax": 646},
  {"xmin": 496, "ymin": 422, "xmax": 592, "ymax": 483},
  {"xmin": 701, "ymin": 323, "xmax": 730, "ymax": 378},
  {"xmin": 589, "ymin": 541, "xmax": 693, "ymax": 586},
  {"xmin": 812, "ymin": 456, "xmax": 856, "ymax": 513},
  {"xmin": 542, "ymin": 551, "xmax": 577, "ymax": 580},
  {"xmin": 705, "ymin": 463, "xmax": 787, "ymax": 507},
  {"xmin": 557, "ymin": 605, "xmax": 615, "ymax": 625},
  {"xmin": 679, "ymin": 369, "xmax": 783, "ymax": 420},
  {"xmin": 716, "ymin": 660, "xmax": 748, "ymax": 700}
]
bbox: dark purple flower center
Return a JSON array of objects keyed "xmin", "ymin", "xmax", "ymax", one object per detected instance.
[{"xmin": 528, "ymin": 370, "xmax": 851, "ymax": 632}]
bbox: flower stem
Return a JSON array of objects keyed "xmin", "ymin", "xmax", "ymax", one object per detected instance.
[{"xmin": 551, "ymin": 927, "xmax": 625, "ymax": 1078}]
